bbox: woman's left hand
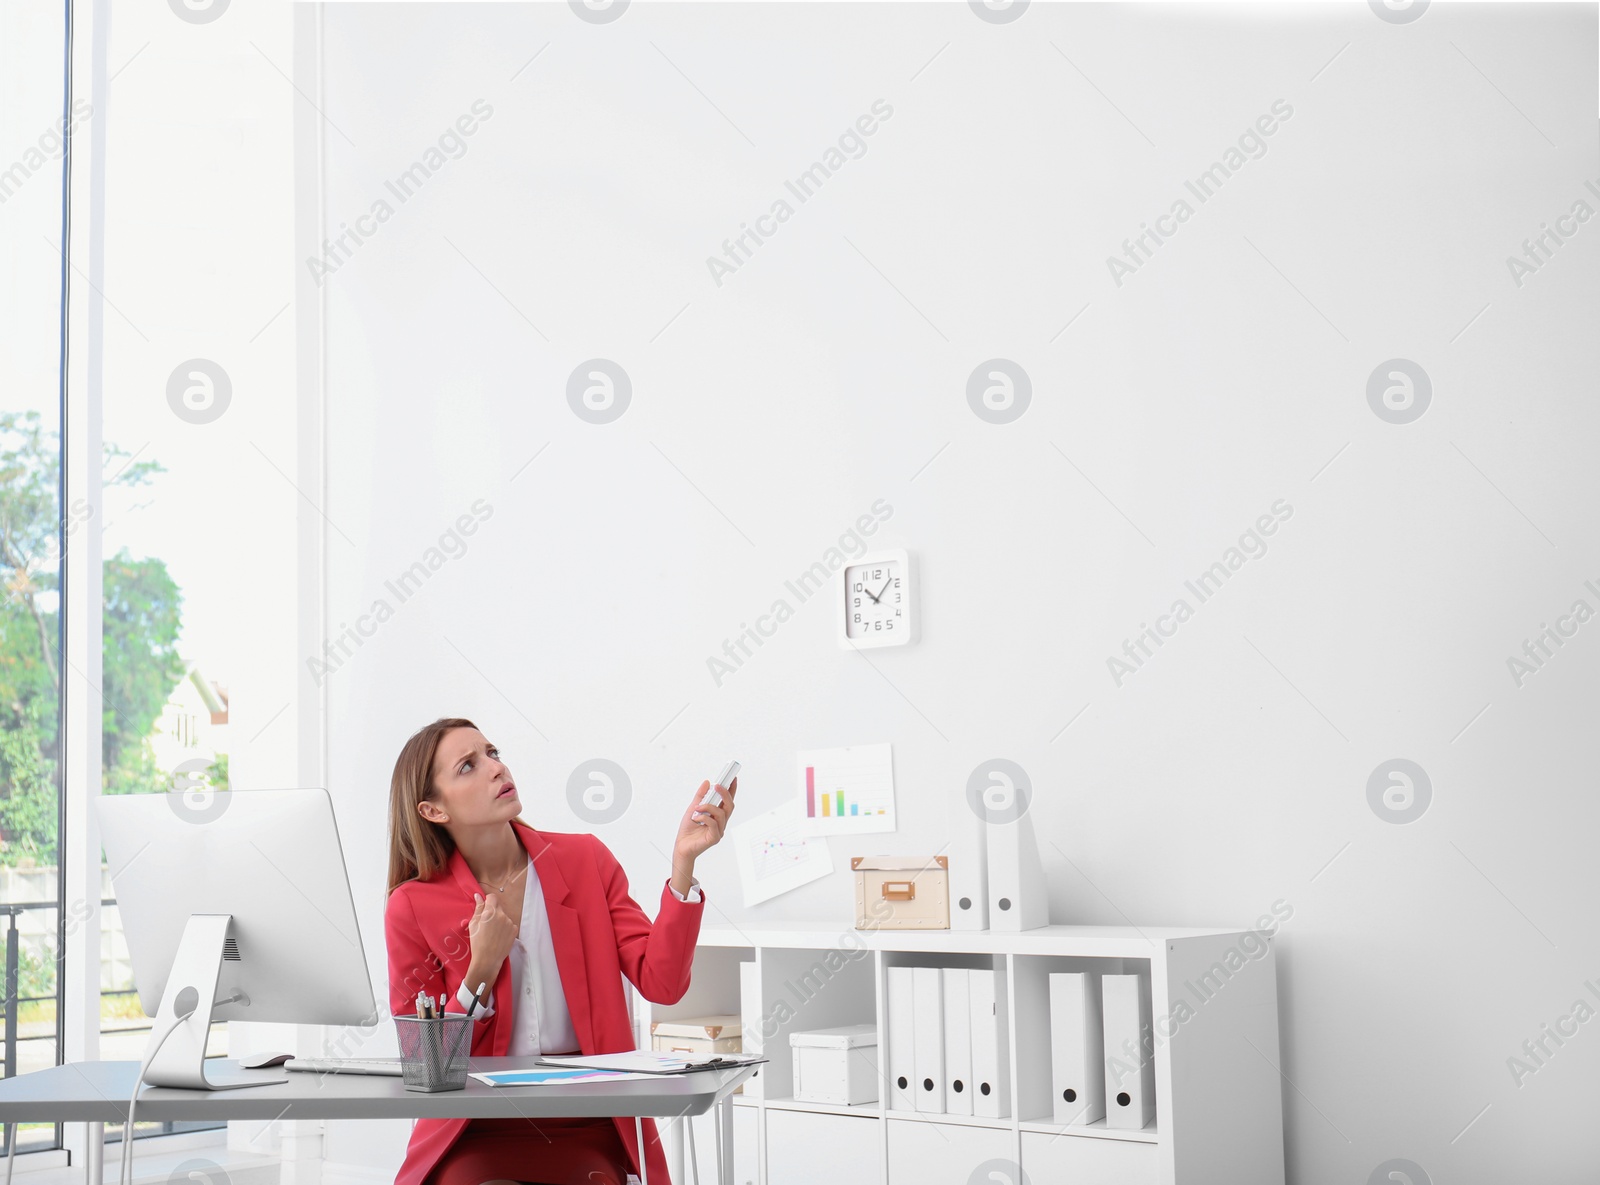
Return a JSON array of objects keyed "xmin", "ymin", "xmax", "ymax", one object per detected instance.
[{"xmin": 673, "ymin": 776, "xmax": 737, "ymax": 861}]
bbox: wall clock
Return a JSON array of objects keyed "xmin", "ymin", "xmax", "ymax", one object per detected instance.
[{"xmin": 838, "ymin": 549, "xmax": 916, "ymax": 649}]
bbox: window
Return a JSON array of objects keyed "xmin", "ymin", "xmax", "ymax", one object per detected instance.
[
  {"xmin": 91, "ymin": 0, "xmax": 301, "ymax": 1147},
  {"xmin": 0, "ymin": 0, "xmax": 70, "ymax": 1157},
  {"xmin": 3, "ymin": 0, "xmax": 302, "ymax": 1156}
]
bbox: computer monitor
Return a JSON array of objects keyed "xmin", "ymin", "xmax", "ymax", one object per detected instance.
[{"xmin": 96, "ymin": 787, "xmax": 377, "ymax": 1090}]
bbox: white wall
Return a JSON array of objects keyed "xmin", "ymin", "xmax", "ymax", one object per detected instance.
[{"xmin": 310, "ymin": 4, "xmax": 1599, "ymax": 1182}]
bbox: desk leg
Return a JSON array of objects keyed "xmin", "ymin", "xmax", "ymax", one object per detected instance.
[
  {"xmin": 668, "ymin": 1115, "xmax": 684, "ymax": 1185},
  {"xmin": 86, "ymin": 1122, "xmax": 103, "ymax": 1185},
  {"xmin": 634, "ymin": 1115, "xmax": 648, "ymax": 1185},
  {"xmin": 717, "ymin": 1092, "xmax": 732, "ymax": 1185},
  {"xmin": 683, "ymin": 1112, "xmax": 701, "ymax": 1185}
]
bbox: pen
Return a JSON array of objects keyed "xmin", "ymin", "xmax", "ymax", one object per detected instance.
[
  {"xmin": 415, "ymin": 992, "xmax": 426, "ymax": 1019},
  {"xmin": 472, "ymin": 981, "xmax": 489, "ymax": 1015}
]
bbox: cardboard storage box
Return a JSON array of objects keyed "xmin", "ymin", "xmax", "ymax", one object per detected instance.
[
  {"xmin": 852, "ymin": 855, "xmax": 949, "ymax": 929},
  {"xmin": 649, "ymin": 1014, "xmax": 743, "ymax": 1055},
  {"xmin": 789, "ymin": 1023, "xmax": 879, "ymax": 1106}
]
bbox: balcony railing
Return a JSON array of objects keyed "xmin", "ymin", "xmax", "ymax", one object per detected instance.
[{"xmin": 0, "ymin": 898, "xmax": 225, "ymax": 1152}]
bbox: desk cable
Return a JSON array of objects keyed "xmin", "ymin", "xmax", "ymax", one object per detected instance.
[
  {"xmin": 117, "ymin": 988, "xmax": 208, "ymax": 1185},
  {"xmin": 2, "ymin": 987, "xmax": 195, "ymax": 1185}
]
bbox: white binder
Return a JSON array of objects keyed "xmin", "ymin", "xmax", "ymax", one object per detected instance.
[
  {"xmin": 911, "ymin": 966, "xmax": 945, "ymax": 1113},
  {"xmin": 948, "ymin": 804, "xmax": 989, "ymax": 931},
  {"xmin": 985, "ymin": 812, "xmax": 1049, "ymax": 931},
  {"xmin": 1049, "ymin": 971, "xmax": 1105, "ymax": 1124},
  {"xmin": 886, "ymin": 965, "xmax": 915, "ymax": 1111},
  {"xmin": 739, "ymin": 959, "xmax": 763, "ymax": 1100},
  {"xmin": 941, "ymin": 968, "xmax": 972, "ymax": 1115},
  {"xmin": 1102, "ymin": 970, "xmax": 1156, "ymax": 1130},
  {"xmin": 968, "ymin": 965, "xmax": 1010, "ymax": 1119}
]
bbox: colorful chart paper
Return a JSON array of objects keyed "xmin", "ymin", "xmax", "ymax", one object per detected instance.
[
  {"xmin": 797, "ymin": 743, "xmax": 896, "ymax": 835},
  {"xmin": 467, "ymin": 1068, "xmax": 658, "ymax": 1086},
  {"xmin": 730, "ymin": 798, "xmax": 834, "ymax": 905}
]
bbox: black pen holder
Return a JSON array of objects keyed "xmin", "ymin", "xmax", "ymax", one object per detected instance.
[{"xmin": 394, "ymin": 1014, "xmax": 473, "ymax": 1092}]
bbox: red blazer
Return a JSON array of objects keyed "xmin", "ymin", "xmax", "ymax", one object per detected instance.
[{"xmin": 384, "ymin": 818, "xmax": 704, "ymax": 1185}]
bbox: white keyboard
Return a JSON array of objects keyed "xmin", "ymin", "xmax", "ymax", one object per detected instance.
[{"xmin": 285, "ymin": 1057, "xmax": 405, "ymax": 1076}]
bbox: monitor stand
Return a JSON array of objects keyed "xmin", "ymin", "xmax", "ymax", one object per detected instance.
[{"xmin": 140, "ymin": 913, "xmax": 286, "ymax": 1090}]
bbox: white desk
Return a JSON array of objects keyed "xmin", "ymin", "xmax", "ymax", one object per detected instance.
[{"xmin": 0, "ymin": 1057, "xmax": 752, "ymax": 1185}]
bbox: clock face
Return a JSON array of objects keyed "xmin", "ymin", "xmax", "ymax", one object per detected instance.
[{"xmin": 845, "ymin": 560, "xmax": 904, "ymax": 639}]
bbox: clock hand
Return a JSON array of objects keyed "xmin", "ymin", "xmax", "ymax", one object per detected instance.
[
  {"xmin": 873, "ymin": 577, "xmax": 893, "ymax": 602},
  {"xmin": 862, "ymin": 582, "xmax": 881, "ymax": 604}
]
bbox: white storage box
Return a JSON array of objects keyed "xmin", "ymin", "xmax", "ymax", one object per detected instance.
[{"xmin": 789, "ymin": 1023, "xmax": 879, "ymax": 1106}]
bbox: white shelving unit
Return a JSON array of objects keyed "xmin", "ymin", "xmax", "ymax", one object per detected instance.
[{"xmin": 629, "ymin": 923, "xmax": 1285, "ymax": 1185}]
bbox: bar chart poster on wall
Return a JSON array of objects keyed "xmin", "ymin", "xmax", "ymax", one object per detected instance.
[{"xmin": 797, "ymin": 743, "xmax": 896, "ymax": 835}]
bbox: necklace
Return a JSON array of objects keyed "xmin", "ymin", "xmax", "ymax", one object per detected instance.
[{"xmin": 474, "ymin": 851, "xmax": 528, "ymax": 895}]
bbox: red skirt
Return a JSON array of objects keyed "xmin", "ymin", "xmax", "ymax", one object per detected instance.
[{"xmin": 422, "ymin": 1114, "xmax": 633, "ymax": 1185}]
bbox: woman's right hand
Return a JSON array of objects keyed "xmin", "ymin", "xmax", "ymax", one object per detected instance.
[{"xmin": 466, "ymin": 891, "xmax": 517, "ymax": 986}]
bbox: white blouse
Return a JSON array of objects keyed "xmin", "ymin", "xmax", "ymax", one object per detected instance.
[{"xmin": 455, "ymin": 857, "xmax": 702, "ymax": 1055}]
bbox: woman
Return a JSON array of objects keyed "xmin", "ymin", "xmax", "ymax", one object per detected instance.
[{"xmin": 384, "ymin": 717, "xmax": 736, "ymax": 1185}]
